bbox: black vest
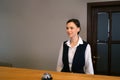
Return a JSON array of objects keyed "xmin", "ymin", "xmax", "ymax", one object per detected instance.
[{"xmin": 61, "ymin": 41, "xmax": 88, "ymax": 73}]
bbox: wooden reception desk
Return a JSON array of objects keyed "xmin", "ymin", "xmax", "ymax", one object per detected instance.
[{"xmin": 0, "ymin": 66, "xmax": 120, "ymax": 80}]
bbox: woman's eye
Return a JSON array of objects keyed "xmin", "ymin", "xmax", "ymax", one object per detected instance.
[
  {"xmin": 66, "ymin": 27, "xmax": 74, "ymax": 30},
  {"xmin": 70, "ymin": 27, "xmax": 74, "ymax": 29},
  {"xmin": 66, "ymin": 27, "xmax": 68, "ymax": 30}
]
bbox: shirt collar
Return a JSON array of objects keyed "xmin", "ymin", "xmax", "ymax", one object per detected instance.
[{"xmin": 66, "ymin": 36, "xmax": 83, "ymax": 47}]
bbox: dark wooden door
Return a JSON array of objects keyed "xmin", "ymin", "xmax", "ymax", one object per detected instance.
[{"xmin": 87, "ymin": 1, "xmax": 120, "ymax": 76}]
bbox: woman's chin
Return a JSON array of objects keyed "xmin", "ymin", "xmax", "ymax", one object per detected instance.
[{"xmin": 68, "ymin": 35, "xmax": 73, "ymax": 38}]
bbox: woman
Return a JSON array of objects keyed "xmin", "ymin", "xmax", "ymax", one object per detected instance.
[{"xmin": 56, "ymin": 19, "xmax": 94, "ymax": 74}]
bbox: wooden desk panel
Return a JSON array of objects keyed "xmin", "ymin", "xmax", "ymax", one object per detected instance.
[{"xmin": 0, "ymin": 66, "xmax": 120, "ymax": 80}]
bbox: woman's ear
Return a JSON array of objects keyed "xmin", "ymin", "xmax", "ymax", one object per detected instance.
[{"xmin": 77, "ymin": 27, "xmax": 80, "ymax": 33}]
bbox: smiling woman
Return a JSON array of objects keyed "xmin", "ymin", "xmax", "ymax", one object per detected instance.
[{"xmin": 56, "ymin": 19, "xmax": 94, "ymax": 74}]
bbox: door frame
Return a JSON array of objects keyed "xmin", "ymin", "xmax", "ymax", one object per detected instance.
[{"xmin": 87, "ymin": 1, "xmax": 120, "ymax": 75}]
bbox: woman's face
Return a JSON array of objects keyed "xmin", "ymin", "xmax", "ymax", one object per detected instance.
[{"xmin": 66, "ymin": 22, "xmax": 80, "ymax": 38}]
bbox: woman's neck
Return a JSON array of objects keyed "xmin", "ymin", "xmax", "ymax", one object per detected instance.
[{"xmin": 70, "ymin": 35, "xmax": 79, "ymax": 47}]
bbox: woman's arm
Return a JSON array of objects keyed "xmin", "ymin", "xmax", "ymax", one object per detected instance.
[
  {"xmin": 56, "ymin": 43, "xmax": 63, "ymax": 72},
  {"xmin": 84, "ymin": 44, "xmax": 94, "ymax": 74}
]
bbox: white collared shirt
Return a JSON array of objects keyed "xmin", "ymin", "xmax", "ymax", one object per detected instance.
[{"xmin": 56, "ymin": 36, "xmax": 94, "ymax": 74}]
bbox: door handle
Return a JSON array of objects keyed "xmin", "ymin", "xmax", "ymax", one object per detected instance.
[
  {"xmin": 93, "ymin": 56, "xmax": 100, "ymax": 59},
  {"xmin": 93, "ymin": 56, "xmax": 100, "ymax": 64}
]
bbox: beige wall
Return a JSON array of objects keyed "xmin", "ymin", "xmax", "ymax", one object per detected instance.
[{"xmin": 0, "ymin": 0, "xmax": 118, "ymax": 70}]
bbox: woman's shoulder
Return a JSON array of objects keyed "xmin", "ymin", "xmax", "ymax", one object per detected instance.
[
  {"xmin": 82, "ymin": 40, "xmax": 88, "ymax": 44},
  {"xmin": 82, "ymin": 40, "xmax": 91, "ymax": 48},
  {"xmin": 63, "ymin": 40, "xmax": 67, "ymax": 43}
]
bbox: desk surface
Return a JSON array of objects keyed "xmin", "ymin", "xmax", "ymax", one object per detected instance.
[{"xmin": 0, "ymin": 66, "xmax": 120, "ymax": 80}]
